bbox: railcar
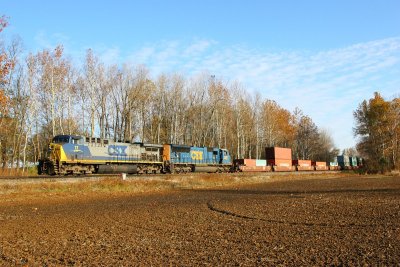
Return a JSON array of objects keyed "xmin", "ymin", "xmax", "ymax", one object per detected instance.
[
  {"xmin": 38, "ymin": 135, "xmax": 164, "ymax": 175},
  {"xmin": 162, "ymin": 144, "xmax": 232, "ymax": 173}
]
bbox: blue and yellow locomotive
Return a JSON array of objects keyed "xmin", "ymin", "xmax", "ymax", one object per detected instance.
[
  {"xmin": 163, "ymin": 144, "xmax": 231, "ymax": 173},
  {"xmin": 38, "ymin": 135, "xmax": 232, "ymax": 175}
]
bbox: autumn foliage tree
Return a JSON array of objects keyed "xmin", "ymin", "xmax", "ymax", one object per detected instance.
[
  {"xmin": 0, "ymin": 16, "xmax": 13, "ymax": 82},
  {"xmin": 0, "ymin": 16, "xmax": 13, "ymax": 119},
  {"xmin": 354, "ymin": 92, "xmax": 400, "ymax": 172},
  {"xmin": 0, "ymin": 16, "xmax": 17, "ymax": 170}
]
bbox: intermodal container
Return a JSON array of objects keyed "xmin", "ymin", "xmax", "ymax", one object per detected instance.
[
  {"xmin": 268, "ymin": 159, "xmax": 292, "ymax": 167},
  {"xmin": 337, "ymin": 155, "xmax": 350, "ymax": 169},
  {"xmin": 329, "ymin": 162, "xmax": 339, "ymax": 170},
  {"xmin": 292, "ymin": 159, "xmax": 313, "ymax": 171},
  {"xmin": 265, "ymin": 147, "xmax": 292, "ymax": 160},
  {"xmin": 239, "ymin": 165, "xmax": 272, "ymax": 172},
  {"xmin": 292, "ymin": 160, "xmax": 312, "ymax": 166},
  {"xmin": 312, "ymin": 161, "xmax": 328, "ymax": 171},
  {"xmin": 312, "ymin": 161, "xmax": 327, "ymax": 166},
  {"xmin": 273, "ymin": 166, "xmax": 294, "ymax": 171},
  {"xmin": 337, "ymin": 155, "xmax": 350, "ymax": 165},
  {"xmin": 233, "ymin": 159, "xmax": 256, "ymax": 167},
  {"xmin": 349, "ymin": 157, "xmax": 358, "ymax": 167},
  {"xmin": 297, "ymin": 166, "xmax": 314, "ymax": 171}
]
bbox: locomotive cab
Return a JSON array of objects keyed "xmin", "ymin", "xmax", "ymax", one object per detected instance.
[
  {"xmin": 49, "ymin": 135, "xmax": 85, "ymax": 162},
  {"xmin": 219, "ymin": 149, "xmax": 231, "ymax": 164},
  {"xmin": 39, "ymin": 135, "xmax": 84, "ymax": 175}
]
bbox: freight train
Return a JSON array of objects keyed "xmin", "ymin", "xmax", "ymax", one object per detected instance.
[
  {"xmin": 38, "ymin": 135, "xmax": 232, "ymax": 175},
  {"xmin": 38, "ymin": 134, "xmax": 362, "ymax": 175}
]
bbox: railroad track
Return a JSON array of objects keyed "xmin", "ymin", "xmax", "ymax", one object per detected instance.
[
  {"xmin": 0, "ymin": 170, "xmax": 341, "ymax": 181},
  {"xmin": 0, "ymin": 173, "xmax": 121, "ymax": 180},
  {"xmin": 0, "ymin": 172, "xmax": 210, "ymax": 181}
]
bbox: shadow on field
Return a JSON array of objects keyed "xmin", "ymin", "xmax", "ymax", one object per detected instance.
[{"xmin": 206, "ymin": 200, "xmax": 394, "ymax": 228}]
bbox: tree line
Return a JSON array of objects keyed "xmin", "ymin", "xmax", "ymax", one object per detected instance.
[
  {"xmin": 354, "ymin": 92, "xmax": 400, "ymax": 172},
  {"xmin": 0, "ymin": 17, "xmax": 339, "ymax": 172}
]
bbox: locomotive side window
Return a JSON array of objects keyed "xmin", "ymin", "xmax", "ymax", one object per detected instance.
[
  {"xmin": 72, "ymin": 137, "xmax": 83, "ymax": 145},
  {"xmin": 86, "ymin": 137, "xmax": 90, "ymax": 143}
]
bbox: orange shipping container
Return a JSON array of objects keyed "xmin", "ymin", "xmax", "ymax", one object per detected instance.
[
  {"xmin": 312, "ymin": 161, "xmax": 327, "ymax": 166},
  {"xmin": 273, "ymin": 166, "xmax": 294, "ymax": 172},
  {"xmin": 239, "ymin": 166, "xmax": 272, "ymax": 172},
  {"xmin": 267, "ymin": 159, "xmax": 292, "ymax": 167},
  {"xmin": 292, "ymin": 160, "xmax": 312, "ymax": 166},
  {"xmin": 265, "ymin": 147, "xmax": 292, "ymax": 160},
  {"xmin": 296, "ymin": 166, "xmax": 314, "ymax": 171},
  {"xmin": 234, "ymin": 159, "xmax": 256, "ymax": 167},
  {"xmin": 315, "ymin": 166, "xmax": 329, "ymax": 171}
]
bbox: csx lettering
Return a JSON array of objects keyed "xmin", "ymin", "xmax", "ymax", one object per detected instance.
[
  {"xmin": 108, "ymin": 145, "xmax": 127, "ymax": 155},
  {"xmin": 191, "ymin": 151, "xmax": 203, "ymax": 160}
]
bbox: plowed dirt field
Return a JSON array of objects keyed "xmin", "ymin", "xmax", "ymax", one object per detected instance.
[{"xmin": 1, "ymin": 174, "xmax": 399, "ymax": 266}]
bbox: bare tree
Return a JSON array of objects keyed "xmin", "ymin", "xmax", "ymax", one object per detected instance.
[{"xmin": 83, "ymin": 49, "xmax": 101, "ymax": 137}]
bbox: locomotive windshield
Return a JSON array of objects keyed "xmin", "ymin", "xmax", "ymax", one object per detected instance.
[
  {"xmin": 52, "ymin": 135, "xmax": 83, "ymax": 144},
  {"xmin": 52, "ymin": 135, "xmax": 71, "ymax": 144}
]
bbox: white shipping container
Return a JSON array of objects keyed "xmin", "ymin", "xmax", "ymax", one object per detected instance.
[{"xmin": 255, "ymin": 159, "xmax": 267, "ymax": 166}]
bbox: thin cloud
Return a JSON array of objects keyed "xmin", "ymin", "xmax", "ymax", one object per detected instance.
[
  {"xmin": 33, "ymin": 30, "xmax": 71, "ymax": 50},
  {"xmin": 127, "ymin": 37, "xmax": 400, "ymax": 149},
  {"xmin": 99, "ymin": 46, "xmax": 121, "ymax": 65},
  {"xmin": 183, "ymin": 39, "xmax": 216, "ymax": 57}
]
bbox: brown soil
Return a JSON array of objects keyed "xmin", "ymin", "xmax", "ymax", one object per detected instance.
[{"xmin": 1, "ymin": 174, "xmax": 399, "ymax": 266}]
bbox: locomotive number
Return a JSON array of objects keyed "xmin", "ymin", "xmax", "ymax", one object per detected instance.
[
  {"xmin": 191, "ymin": 151, "xmax": 203, "ymax": 160},
  {"xmin": 73, "ymin": 146, "xmax": 82, "ymax": 152}
]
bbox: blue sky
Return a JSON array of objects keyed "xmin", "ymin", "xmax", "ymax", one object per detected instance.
[{"xmin": 2, "ymin": 0, "xmax": 400, "ymax": 150}]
